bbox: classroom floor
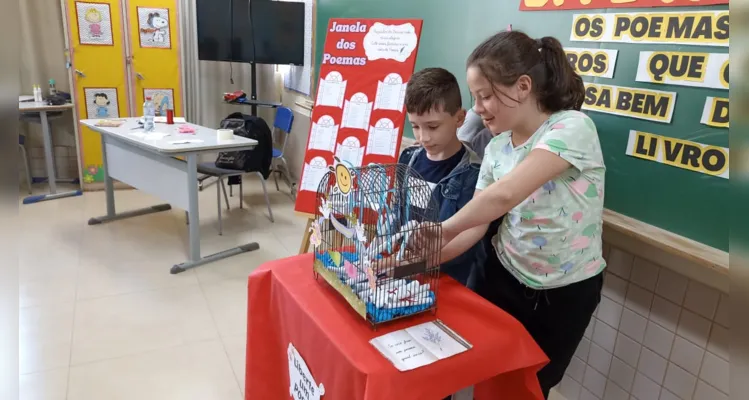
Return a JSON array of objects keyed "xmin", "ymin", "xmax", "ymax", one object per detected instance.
[{"xmin": 18, "ymin": 179, "xmax": 566, "ymax": 400}]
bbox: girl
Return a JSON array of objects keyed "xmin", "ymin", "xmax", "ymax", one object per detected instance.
[{"xmin": 427, "ymin": 30, "xmax": 606, "ymax": 398}]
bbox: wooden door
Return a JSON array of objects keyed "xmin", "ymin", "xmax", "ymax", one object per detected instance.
[{"xmin": 65, "ymin": 0, "xmax": 130, "ymax": 185}]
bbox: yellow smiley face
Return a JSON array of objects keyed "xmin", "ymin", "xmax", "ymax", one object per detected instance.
[{"xmin": 336, "ymin": 164, "xmax": 352, "ymax": 195}]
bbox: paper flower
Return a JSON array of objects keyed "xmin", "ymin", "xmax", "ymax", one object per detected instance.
[
  {"xmin": 309, "ymin": 221, "xmax": 322, "ymax": 247},
  {"xmin": 344, "ymin": 260, "xmax": 357, "ymax": 279}
]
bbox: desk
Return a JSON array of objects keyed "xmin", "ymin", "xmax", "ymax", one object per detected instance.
[
  {"xmin": 81, "ymin": 118, "xmax": 260, "ymax": 273},
  {"xmin": 246, "ymin": 254, "xmax": 548, "ymax": 400},
  {"xmin": 18, "ymin": 101, "xmax": 82, "ymax": 204}
]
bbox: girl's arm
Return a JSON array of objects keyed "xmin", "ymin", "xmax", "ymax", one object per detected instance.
[{"xmin": 442, "ymin": 149, "xmax": 571, "ymax": 240}]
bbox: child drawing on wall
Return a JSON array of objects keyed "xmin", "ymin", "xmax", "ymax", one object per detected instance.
[
  {"xmin": 141, "ymin": 12, "xmax": 168, "ymax": 43},
  {"xmin": 151, "ymin": 92, "xmax": 170, "ymax": 116},
  {"xmin": 93, "ymin": 93, "xmax": 110, "ymax": 117},
  {"xmin": 85, "ymin": 8, "xmax": 103, "ymax": 38}
]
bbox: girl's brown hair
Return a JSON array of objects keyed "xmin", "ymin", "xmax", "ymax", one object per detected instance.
[{"xmin": 467, "ymin": 30, "xmax": 585, "ymax": 112}]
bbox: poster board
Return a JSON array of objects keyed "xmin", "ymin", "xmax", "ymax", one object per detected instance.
[
  {"xmin": 294, "ymin": 18, "xmax": 423, "ymax": 216},
  {"xmin": 313, "ymin": 3, "xmax": 729, "ymax": 251}
]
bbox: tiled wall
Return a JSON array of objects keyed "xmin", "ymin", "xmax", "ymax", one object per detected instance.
[{"xmin": 557, "ymin": 244, "xmax": 730, "ymax": 400}]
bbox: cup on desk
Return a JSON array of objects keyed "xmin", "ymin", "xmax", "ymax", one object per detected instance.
[
  {"xmin": 217, "ymin": 129, "xmax": 234, "ymax": 141},
  {"xmin": 166, "ymin": 108, "xmax": 174, "ymax": 124}
]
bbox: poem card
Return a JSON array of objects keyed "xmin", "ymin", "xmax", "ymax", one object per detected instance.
[
  {"xmin": 366, "ymin": 118, "xmax": 399, "ymax": 157},
  {"xmin": 300, "ymin": 156, "xmax": 330, "ymax": 192},
  {"xmin": 316, "ymin": 71, "xmax": 347, "ymax": 108},
  {"xmin": 335, "ymin": 136, "xmax": 365, "ymax": 167},
  {"xmin": 374, "ymin": 73, "xmax": 407, "ymax": 111},
  {"xmin": 308, "ymin": 115, "xmax": 339, "ymax": 152},
  {"xmin": 342, "ymin": 93, "xmax": 373, "ymax": 131}
]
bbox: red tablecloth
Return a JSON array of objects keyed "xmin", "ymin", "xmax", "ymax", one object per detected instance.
[{"xmin": 246, "ymin": 254, "xmax": 548, "ymax": 400}]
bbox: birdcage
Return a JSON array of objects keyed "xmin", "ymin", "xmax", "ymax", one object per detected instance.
[{"xmin": 310, "ymin": 158, "xmax": 442, "ymax": 329}]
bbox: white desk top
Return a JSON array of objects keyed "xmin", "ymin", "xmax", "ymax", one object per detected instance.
[
  {"xmin": 19, "ymin": 101, "xmax": 75, "ymax": 112},
  {"xmin": 81, "ymin": 118, "xmax": 258, "ymax": 154}
]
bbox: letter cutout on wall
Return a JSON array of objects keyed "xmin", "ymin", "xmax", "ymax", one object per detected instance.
[
  {"xmin": 701, "ymin": 97, "xmax": 729, "ymax": 128},
  {"xmin": 625, "ymin": 130, "xmax": 728, "ymax": 179},
  {"xmin": 636, "ymin": 51, "xmax": 728, "ymax": 90},
  {"xmin": 582, "ymin": 83, "xmax": 677, "ymax": 123},
  {"xmin": 570, "ymin": 11, "xmax": 729, "ymax": 47},
  {"xmin": 564, "ymin": 47, "xmax": 618, "ymax": 78}
]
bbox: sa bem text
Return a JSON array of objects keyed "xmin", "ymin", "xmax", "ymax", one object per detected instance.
[
  {"xmin": 323, "ymin": 21, "xmax": 368, "ymax": 66},
  {"xmin": 583, "ymin": 83, "xmax": 675, "ymax": 123}
]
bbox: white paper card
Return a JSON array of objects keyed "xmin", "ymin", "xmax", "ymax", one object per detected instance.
[
  {"xmin": 288, "ymin": 343, "xmax": 325, "ymax": 400},
  {"xmin": 370, "ymin": 320, "xmax": 471, "ymax": 371},
  {"xmin": 375, "ymin": 73, "xmax": 407, "ymax": 111},
  {"xmin": 366, "ymin": 118, "xmax": 399, "ymax": 157},
  {"xmin": 316, "ymin": 71, "xmax": 346, "ymax": 108},
  {"xmin": 300, "ymin": 156, "xmax": 329, "ymax": 192},
  {"xmin": 308, "ymin": 115, "xmax": 338, "ymax": 152},
  {"xmin": 335, "ymin": 136, "xmax": 365, "ymax": 167},
  {"xmin": 342, "ymin": 93, "xmax": 373, "ymax": 130}
]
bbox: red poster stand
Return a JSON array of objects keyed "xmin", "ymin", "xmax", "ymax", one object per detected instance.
[{"xmin": 294, "ymin": 18, "xmax": 423, "ymax": 253}]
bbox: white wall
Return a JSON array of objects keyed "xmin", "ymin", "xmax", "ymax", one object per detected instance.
[{"xmin": 558, "ymin": 240, "xmax": 730, "ymax": 400}]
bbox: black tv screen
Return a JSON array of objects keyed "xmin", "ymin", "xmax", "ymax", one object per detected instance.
[{"xmin": 196, "ymin": 0, "xmax": 305, "ymax": 66}]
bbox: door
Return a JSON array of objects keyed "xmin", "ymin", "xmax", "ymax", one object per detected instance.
[
  {"xmin": 126, "ymin": 0, "xmax": 182, "ymax": 119},
  {"xmin": 65, "ymin": 0, "xmax": 130, "ymax": 184}
]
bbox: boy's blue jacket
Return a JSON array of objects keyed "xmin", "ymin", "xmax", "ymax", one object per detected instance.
[{"xmin": 397, "ymin": 143, "xmax": 486, "ymax": 287}]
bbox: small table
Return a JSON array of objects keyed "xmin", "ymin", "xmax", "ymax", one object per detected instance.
[
  {"xmin": 18, "ymin": 101, "xmax": 82, "ymax": 204},
  {"xmin": 81, "ymin": 118, "xmax": 261, "ymax": 273},
  {"xmin": 246, "ymin": 254, "xmax": 548, "ymax": 400}
]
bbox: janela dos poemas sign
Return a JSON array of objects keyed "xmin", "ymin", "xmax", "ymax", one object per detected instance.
[{"xmin": 294, "ymin": 18, "xmax": 424, "ymax": 216}]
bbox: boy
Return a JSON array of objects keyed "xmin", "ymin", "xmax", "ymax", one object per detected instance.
[
  {"xmin": 458, "ymin": 107, "xmax": 494, "ymax": 158},
  {"xmin": 398, "ymin": 67, "xmax": 484, "ymax": 288}
]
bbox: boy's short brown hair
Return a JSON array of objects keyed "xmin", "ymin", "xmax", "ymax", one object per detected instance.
[{"xmin": 405, "ymin": 67, "xmax": 462, "ymax": 116}]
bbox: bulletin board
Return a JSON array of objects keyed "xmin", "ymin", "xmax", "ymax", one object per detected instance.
[
  {"xmin": 294, "ymin": 18, "xmax": 424, "ymax": 216},
  {"xmin": 314, "ymin": 1, "xmax": 729, "ymax": 251}
]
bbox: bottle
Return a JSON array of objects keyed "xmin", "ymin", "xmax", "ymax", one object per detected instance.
[
  {"xmin": 33, "ymin": 85, "xmax": 41, "ymax": 102},
  {"xmin": 48, "ymin": 79, "xmax": 57, "ymax": 96},
  {"xmin": 143, "ymin": 96, "xmax": 155, "ymax": 132}
]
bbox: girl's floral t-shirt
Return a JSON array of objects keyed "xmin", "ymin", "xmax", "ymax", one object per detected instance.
[{"xmin": 476, "ymin": 110, "xmax": 606, "ymax": 289}]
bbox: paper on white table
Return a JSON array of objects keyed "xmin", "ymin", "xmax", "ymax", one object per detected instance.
[
  {"xmin": 370, "ymin": 320, "xmax": 471, "ymax": 371},
  {"xmin": 154, "ymin": 116, "xmax": 186, "ymax": 123},
  {"xmin": 169, "ymin": 139, "xmax": 204, "ymax": 145},
  {"xmin": 130, "ymin": 131, "xmax": 170, "ymax": 140}
]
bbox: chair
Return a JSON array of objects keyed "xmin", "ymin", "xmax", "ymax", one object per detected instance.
[
  {"xmin": 18, "ymin": 135, "xmax": 32, "ymax": 194},
  {"xmin": 270, "ymin": 107, "xmax": 295, "ymax": 197},
  {"xmin": 197, "ymin": 166, "xmax": 274, "ymax": 236}
]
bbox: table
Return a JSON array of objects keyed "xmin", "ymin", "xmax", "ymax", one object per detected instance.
[
  {"xmin": 81, "ymin": 118, "xmax": 260, "ymax": 273},
  {"xmin": 246, "ymin": 254, "xmax": 548, "ymax": 400},
  {"xmin": 18, "ymin": 100, "xmax": 82, "ymax": 204}
]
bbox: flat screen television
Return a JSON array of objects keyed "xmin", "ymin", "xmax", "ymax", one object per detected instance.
[{"xmin": 196, "ymin": 0, "xmax": 305, "ymax": 66}]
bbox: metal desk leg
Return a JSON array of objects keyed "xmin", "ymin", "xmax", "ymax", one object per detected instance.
[
  {"xmin": 170, "ymin": 154, "xmax": 260, "ymax": 274},
  {"xmin": 22, "ymin": 111, "xmax": 83, "ymax": 204},
  {"xmin": 87, "ymin": 135, "xmax": 171, "ymax": 224}
]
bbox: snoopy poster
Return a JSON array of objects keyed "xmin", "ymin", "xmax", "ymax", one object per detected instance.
[
  {"xmin": 75, "ymin": 2, "xmax": 114, "ymax": 46},
  {"xmin": 137, "ymin": 7, "xmax": 171, "ymax": 48}
]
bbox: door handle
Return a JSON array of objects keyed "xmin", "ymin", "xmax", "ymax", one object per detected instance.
[
  {"xmin": 136, "ymin": 72, "xmax": 145, "ymax": 80},
  {"xmin": 74, "ymin": 69, "xmax": 86, "ymax": 77}
]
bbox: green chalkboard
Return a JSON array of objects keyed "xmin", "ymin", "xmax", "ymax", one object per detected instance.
[{"xmin": 314, "ymin": 0, "xmax": 729, "ymax": 251}]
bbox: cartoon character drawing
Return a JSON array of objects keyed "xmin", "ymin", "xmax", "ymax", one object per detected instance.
[
  {"xmin": 328, "ymin": 156, "xmax": 353, "ymax": 196},
  {"xmin": 150, "ymin": 92, "xmax": 170, "ymax": 116},
  {"xmin": 140, "ymin": 12, "xmax": 168, "ymax": 43},
  {"xmin": 93, "ymin": 93, "xmax": 110, "ymax": 117},
  {"xmin": 85, "ymin": 8, "xmax": 103, "ymax": 38}
]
